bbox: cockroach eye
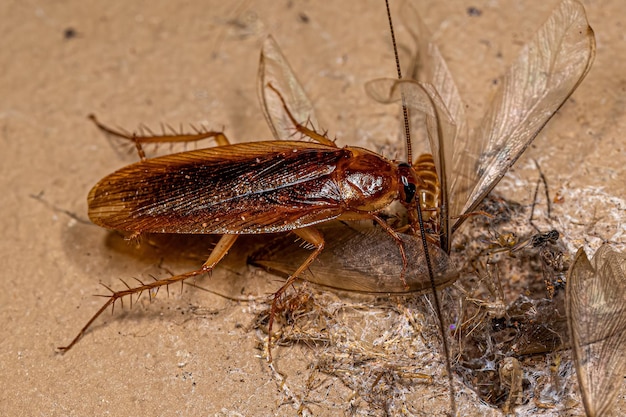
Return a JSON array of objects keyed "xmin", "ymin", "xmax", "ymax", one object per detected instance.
[{"xmin": 401, "ymin": 175, "xmax": 416, "ymax": 204}]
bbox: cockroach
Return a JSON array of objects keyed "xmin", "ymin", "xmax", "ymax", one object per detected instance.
[
  {"xmin": 59, "ymin": 3, "xmax": 455, "ymax": 357},
  {"xmin": 566, "ymin": 245, "xmax": 626, "ymax": 417},
  {"xmin": 60, "ymin": 98, "xmax": 435, "ymax": 351}
]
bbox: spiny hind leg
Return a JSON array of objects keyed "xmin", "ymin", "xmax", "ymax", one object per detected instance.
[
  {"xmin": 88, "ymin": 114, "xmax": 230, "ymax": 161},
  {"xmin": 58, "ymin": 234, "xmax": 239, "ymax": 353},
  {"xmin": 267, "ymin": 227, "xmax": 324, "ymax": 360},
  {"xmin": 265, "ymin": 83, "xmax": 335, "ymax": 147}
]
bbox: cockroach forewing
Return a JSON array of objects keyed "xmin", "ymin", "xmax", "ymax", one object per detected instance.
[
  {"xmin": 250, "ymin": 221, "xmax": 458, "ymax": 293},
  {"xmin": 566, "ymin": 245, "xmax": 626, "ymax": 417},
  {"xmin": 258, "ymin": 35, "xmax": 321, "ymax": 141},
  {"xmin": 88, "ymin": 141, "xmax": 348, "ymax": 234},
  {"xmin": 367, "ymin": 0, "xmax": 595, "ymax": 248}
]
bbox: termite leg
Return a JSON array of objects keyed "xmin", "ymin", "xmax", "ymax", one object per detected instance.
[
  {"xmin": 529, "ymin": 160, "xmax": 552, "ymax": 232},
  {"xmin": 87, "ymin": 114, "xmax": 230, "ymax": 159},
  {"xmin": 267, "ymin": 227, "xmax": 324, "ymax": 360},
  {"xmin": 58, "ymin": 234, "xmax": 239, "ymax": 353},
  {"xmin": 265, "ymin": 83, "xmax": 336, "ymax": 147}
]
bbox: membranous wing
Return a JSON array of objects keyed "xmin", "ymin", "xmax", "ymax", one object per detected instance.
[
  {"xmin": 566, "ymin": 245, "xmax": 626, "ymax": 417},
  {"xmin": 458, "ymin": 0, "xmax": 595, "ymax": 221},
  {"xmin": 366, "ymin": 78, "xmax": 458, "ymax": 250},
  {"xmin": 250, "ymin": 221, "xmax": 458, "ymax": 293},
  {"xmin": 367, "ymin": 0, "xmax": 595, "ymax": 252},
  {"xmin": 258, "ymin": 35, "xmax": 321, "ymax": 141}
]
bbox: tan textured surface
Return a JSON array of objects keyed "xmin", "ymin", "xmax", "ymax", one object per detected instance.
[{"xmin": 1, "ymin": 0, "xmax": 624, "ymax": 416}]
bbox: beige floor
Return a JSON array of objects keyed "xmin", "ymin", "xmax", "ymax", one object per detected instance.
[{"xmin": 1, "ymin": 0, "xmax": 624, "ymax": 416}]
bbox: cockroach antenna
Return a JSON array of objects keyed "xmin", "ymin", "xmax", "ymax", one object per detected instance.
[{"xmin": 384, "ymin": 0, "xmax": 457, "ymax": 414}]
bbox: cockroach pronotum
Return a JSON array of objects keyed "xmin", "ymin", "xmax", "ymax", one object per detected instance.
[{"xmin": 60, "ymin": 0, "xmax": 595, "ymax": 414}]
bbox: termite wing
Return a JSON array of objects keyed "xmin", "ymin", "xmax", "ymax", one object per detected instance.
[
  {"xmin": 567, "ymin": 245, "xmax": 626, "ymax": 417},
  {"xmin": 252, "ymin": 0, "xmax": 596, "ymax": 285}
]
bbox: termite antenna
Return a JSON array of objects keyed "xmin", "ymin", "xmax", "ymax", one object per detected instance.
[{"xmin": 385, "ymin": 1, "xmax": 457, "ymax": 415}]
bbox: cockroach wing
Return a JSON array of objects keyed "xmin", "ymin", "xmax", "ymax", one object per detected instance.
[
  {"xmin": 567, "ymin": 245, "xmax": 626, "ymax": 417},
  {"xmin": 258, "ymin": 35, "xmax": 320, "ymax": 141},
  {"xmin": 249, "ymin": 221, "xmax": 458, "ymax": 293},
  {"xmin": 456, "ymin": 0, "xmax": 595, "ymax": 227},
  {"xmin": 88, "ymin": 141, "xmax": 350, "ymax": 234}
]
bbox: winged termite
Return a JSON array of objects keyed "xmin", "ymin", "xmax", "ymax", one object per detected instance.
[
  {"xmin": 512, "ymin": 230, "xmax": 567, "ymax": 297},
  {"xmin": 366, "ymin": 0, "xmax": 595, "ymax": 252},
  {"xmin": 567, "ymin": 245, "xmax": 626, "ymax": 417}
]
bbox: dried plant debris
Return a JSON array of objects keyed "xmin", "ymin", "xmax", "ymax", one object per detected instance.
[
  {"xmin": 256, "ymin": 286, "xmax": 467, "ymax": 416},
  {"xmin": 567, "ymin": 245, "xmax": 626, "ymax": 417},
  {"xmin": 444, "ymin": 194, "xmax": 573, "ymax": 410}
]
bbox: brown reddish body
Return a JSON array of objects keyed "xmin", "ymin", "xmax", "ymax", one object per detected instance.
[{"xmin": 88, "ymin": 141, "xmax": 421, "ymax": 235}]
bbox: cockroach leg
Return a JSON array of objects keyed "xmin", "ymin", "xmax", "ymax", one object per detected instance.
[
  {"xmin": 58, "ymin": 234, "xmax": 239, "ymax": 353},
  {"xmin": 88, "ymin": 113, "xmax": 230, "ymax": 150},
  {"xmin": 371, "ymin": 214, "xmax": 409, "ymax": 288},
  {"xmin": 265, "ymin": 83, "xmax": 335, "ymax": 147},
  {"xmin": 267, "ymin": 227, "xmax": 324, "ymax": 360}
]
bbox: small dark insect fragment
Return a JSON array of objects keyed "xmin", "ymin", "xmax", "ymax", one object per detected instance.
[
  {"xmin": 64, "ymin": 27, "xmax": 77, "ymax": 39},
  {"xmin": 467, "ymin": 6, "xmax": 482, "ymax": 17}
]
